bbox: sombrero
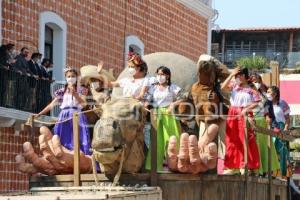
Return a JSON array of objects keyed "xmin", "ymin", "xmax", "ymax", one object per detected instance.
[{"xmin": 80, "ymin": 65, "xmax": 116, "ymax": 86}]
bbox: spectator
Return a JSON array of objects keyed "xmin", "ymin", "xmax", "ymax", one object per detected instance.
[
  {"xmin": 28, "ymin": 52, "xmax": 42, "ymax": 78},
  {"xmin": 40, "ymin": 58, "xmax": 52, "ymax": 80},
  {"xmin": 6, "ymin": 43, "xmax": 17, "ymax": 64},
  {"xmin": 14, "ymin": 47, "xmax": 31, "ymax": 75}
]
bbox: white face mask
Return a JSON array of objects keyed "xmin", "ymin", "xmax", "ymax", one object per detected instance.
[
  {"xmin": 90, "ymin": 81, "xmax": 99, "ymax": 90},
  {"xmin": 66, "ymin": 77, "xmax": 77, "ymax": 85},
  {"xmin": 157, "ymin": 75, "xmax": 167, "ymax": 84},
  {"xmin": 254, "ymin": 82, "xmax": 261, "ymax": 90},
  {"xmin": 266, "ymin": 93, "xmax": 273, "ymax": 101},
  {"xmin": 235, "ymin": 77, "xmax": 241, "ymax": 85},
  {"xmin": 128, "ymin": 67, "xmax": 136, "ymax": 75}
]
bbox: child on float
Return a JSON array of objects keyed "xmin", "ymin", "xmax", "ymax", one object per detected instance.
[
  {"xmin": 104, "ymin": 52, "xmax": 156, "ymax": 149},
  {"xmin": 221, "ymin": 67, "xmax": 260, "ymax": 175},
  {"xmin": 250, "ymin": 74, "xmax": 280, "ymax": 176},
  {"xmin": 144, "ymin": 66, "xmax": 183, "ymax": 171},
  {"xmin": 35, "ymin": 67, "xmax": 91, "ymax": 155},
  {"xmin": 267, "ymin": 86, "xmax": 291, "ymax": 178}
]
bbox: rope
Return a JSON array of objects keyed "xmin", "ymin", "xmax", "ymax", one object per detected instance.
[
  {"xmin": 29, "ymin": 107, "xmax": 102, "ymax": 126},
  {"xmin": 112, "ymin": 146, "xmax": 125, "ymax": 186},
  {"xmin": 91, "ymin": 153, "xmax": 99, "ymax": 186}
]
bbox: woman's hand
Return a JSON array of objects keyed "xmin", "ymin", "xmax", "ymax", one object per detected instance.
[
  {"xmin": 32, "ymin": 113, "xmax": 41, "ymax": 118},
  {"xmin": 240, "ymin": 108, "xmax": 248, "ymax": 116},
  {"xmin": 167, "ymin": 103, "xmax": 175, "ymax": 114},
  {"xmin": 231, "ymin": 67, "xmax": 241, "ymax": 77}
]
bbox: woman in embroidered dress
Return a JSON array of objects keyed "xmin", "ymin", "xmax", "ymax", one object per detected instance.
[
  {"xmin": 35, "ymin": 67, "xmax": 91, "ymax": 155},
  {"xmin": 221, "ymin": 67, "xmax": 260, "ymax": 175},
  {"xmin": 145, "ymin": 66, "xmax": 183, "ymax": 171},
  {"xmin": 106, "ymin": 52, "xmax": 156, "ymax": 148},
  {"xmin": 267, "ymin": 86, "xmax": 291, "ymax": 178},
  {"xmin": 250, "ymin": 74, "xmax": 280, "ymax": 176}
]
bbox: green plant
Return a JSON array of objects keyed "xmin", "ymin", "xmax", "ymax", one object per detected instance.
[{"xmin": 236, "ymin": 56, "xmax": 268, "ymax": 70}]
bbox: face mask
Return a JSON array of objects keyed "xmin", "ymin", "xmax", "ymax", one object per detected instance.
[
  {"xmin": 157, "ymin": 75, "xmax": 167, "ymax": 84},
  {"xmin": 90, "ymin": 81, "xmax": 99, "ymax": 89},
  {"xmin": 128, "ymin": 67, "xmax": 136, "ymax": 75},
  {"xmin": 66, "ymin": 77, "xmax": 77, "ymax": 85},
  {"xmin": 235, "ymin": 77, "xmax": 241, "ymax": 85},
  {"xmin": 266, "ymin": 93, "xmax": 273, "ymax": 101},
  {"xmin": 254, "ymin": 82, "xmax": 261, "ymax": 90}
]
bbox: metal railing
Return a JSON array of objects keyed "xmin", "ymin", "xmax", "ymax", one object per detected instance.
[{"xmin": 0, "ymin": 67, "xmax": 52, "ymax": 113}]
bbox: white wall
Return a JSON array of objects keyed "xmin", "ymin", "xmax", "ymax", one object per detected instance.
[{"xmin": 39, "ymin": 11, "xmax": 67, "ymax": 81}]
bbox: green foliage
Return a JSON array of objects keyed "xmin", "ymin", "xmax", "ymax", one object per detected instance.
[{"xmin": 236, "ymin": 56, "xmax": 268, "ymax": 70}]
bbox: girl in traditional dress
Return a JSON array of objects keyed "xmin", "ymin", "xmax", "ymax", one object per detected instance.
[
  {"xmin": 267, "ymin": 86, "xmax": 291, "ymax": 178},
  {"xmin": 145, "ymin": 66, "xmax": 183, "ymax": 171},
  {"xmin": 251, "ymin": 74, "xmax": 280, "ymax": 176},
  {"xmin": 107, "ymin": 52, "xmax": 156, "ymax": 148},
  {"xmin": 35, "ymin": 67, "xmax": 91, "ymax": 155},
  {"xmin": 221, "ymin": 67, "xmax": 260, "ymax": 175}
]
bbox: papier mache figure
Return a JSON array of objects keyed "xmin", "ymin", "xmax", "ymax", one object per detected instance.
[{"xmin": 167, "ymin": 54, "xmax": 230, "ymax": 174}]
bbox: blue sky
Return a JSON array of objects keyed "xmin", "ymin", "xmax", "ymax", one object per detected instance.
[{"xmin": 214, "ymin": 0, "xmax": 300, "ymax": 29}]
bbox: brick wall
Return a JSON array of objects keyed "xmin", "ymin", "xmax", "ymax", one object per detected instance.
[
  {"xmin": 0, "ymin": 0, "xmax": 209, "ymax": 193},
  {"xmin": 2, "ymin": 0, "xmax": 208, "ymax": 75},
  {"xmin": 0, "ymin": 127, "xmax": 39, "ymax": 193}
]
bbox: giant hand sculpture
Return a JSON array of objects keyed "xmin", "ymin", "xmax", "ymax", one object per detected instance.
[
  {"xmin": 16, "ymin": 126, "xmax": 92, "ymax": 175},
  {"xmin": 167, "ymin": 133, "xmax": 217, "ymax": 173}
]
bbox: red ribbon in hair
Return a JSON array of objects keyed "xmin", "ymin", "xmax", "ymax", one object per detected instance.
[{"xmin": 128, "ymin": 52, "xmax": 142, "ymax": 65}]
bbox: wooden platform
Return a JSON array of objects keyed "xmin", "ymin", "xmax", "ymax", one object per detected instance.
[{"xmin": 30, "ymin": 173, "xmax": 288, "ymax": 200}]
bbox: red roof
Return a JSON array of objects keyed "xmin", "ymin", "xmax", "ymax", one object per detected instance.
[{"xmin": 217, "ymin": 27, "xmax": 300, "ymax": 32}]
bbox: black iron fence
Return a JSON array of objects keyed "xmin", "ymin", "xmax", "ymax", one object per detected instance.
[{"xmin": 0, "ymin": 67, "xmax": 52, "ymax": 113}]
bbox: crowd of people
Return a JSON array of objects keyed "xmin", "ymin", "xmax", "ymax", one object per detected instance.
[
  {"xmin": 30, "ymin": 52, "xmax": 292, "ymax": 178},
  {"xmin": 0, "ymin": 43, "xmax": 53, "ymax": 112}
]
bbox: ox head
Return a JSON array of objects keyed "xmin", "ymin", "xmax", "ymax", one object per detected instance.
[{"xmin": 91, "ymin": 97, "xmax": 146, "ymax": 152}]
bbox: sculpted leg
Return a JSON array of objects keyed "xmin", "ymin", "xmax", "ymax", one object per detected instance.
[
  {"xmin": 177, "ymin": 133, "xmax": 190, "ymax": 173},
  {"xmin": 199, "ymin": 142, "xmax": 218, "ymax": 170},
  {"xmin": 167, "ymin": 136, "xmax": 178, "ymax": 171},
  {"xmin": 22, "ymin": 141, "xmax": 57, "ymax": 175},
  {"xmin": 15, "ymin": 154, "xmax": 38, "ymax": 174},
  {"xmin": 198, "ymin": 123, "xmax": 219, "ymax": 152},
  {"xmin": 188, "ymin": 135, "xmax": 207, "ymax": 173}
]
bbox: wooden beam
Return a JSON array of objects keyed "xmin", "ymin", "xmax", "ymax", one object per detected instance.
[
  {"xmin": 150, "ymin": 124, "xmax": 158, "ymax": 186},
  {"xmin": 73, "ymin": 112, "xmax": 81, "ymax": 186},
  {"xmin": 221, "ymin": 32, "xmax": 226, "ymax": 62},
  {"xmin": 289, "ymin": 32, "xmax": 294, "ymax": 52},
  {"xmin": 270, "ymin": 61, "xmax": 279, "ymax": 87},
  {"xmin": 253, "ymin": 125, "xmax": 295, "ymax": 142}
]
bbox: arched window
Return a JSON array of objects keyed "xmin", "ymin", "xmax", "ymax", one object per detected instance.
[
  {"xmin": 39, "ymin": 11, "xmax": 67, "ymax": 82},
  {"xmin": 124, "ymin": 35, "xmax": 144, "ymax": 67}
]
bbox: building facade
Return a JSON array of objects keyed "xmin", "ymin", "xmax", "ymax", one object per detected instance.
[
  {"xmin": 212, "ymin": 27, "xmax": 300, "ymax": 68},
  {"xmin": 0, "ymin": 0, "xmax": 215, "ymax": 193}
]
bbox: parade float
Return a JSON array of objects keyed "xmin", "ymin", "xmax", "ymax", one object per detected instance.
[{"xmin": 10, "ymin": 53, "xmax": 300, "ymax": 200}]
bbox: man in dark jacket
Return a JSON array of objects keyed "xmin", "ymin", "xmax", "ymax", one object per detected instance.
[
  {"xmin": 28, "ymin": 52, "xmax": 42, "ymax": 78},
  {"xmin": 14, "ymin": 47, "xmax": 32, "ymax": 76}
]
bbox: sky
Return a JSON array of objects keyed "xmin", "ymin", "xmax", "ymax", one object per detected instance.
[{"xmin": 214, "ymin": 0, "xmax": 300, "ymax": 29}]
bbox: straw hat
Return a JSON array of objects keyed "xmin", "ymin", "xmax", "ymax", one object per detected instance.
[{"xmin": 80, "ymin": 65, "xmax": 115, "ymax": 86}]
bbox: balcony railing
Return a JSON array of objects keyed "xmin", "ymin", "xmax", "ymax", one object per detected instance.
[{"xmin": 0, "ymin": 67, "xmax": 52, "ymax": 114}]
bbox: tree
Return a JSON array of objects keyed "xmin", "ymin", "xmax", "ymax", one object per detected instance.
[{"xmin": 236, "ymin": 56, "xmax": 268, "ymax": 71}]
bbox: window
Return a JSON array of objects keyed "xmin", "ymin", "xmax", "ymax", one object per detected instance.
[
  {"xmin": 44, "ymin": 25, "xmax": 53, "ymax": 61},
  {"xmin": 39, "ymin": 11, "xmax": 67, "ymax": 82}
]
